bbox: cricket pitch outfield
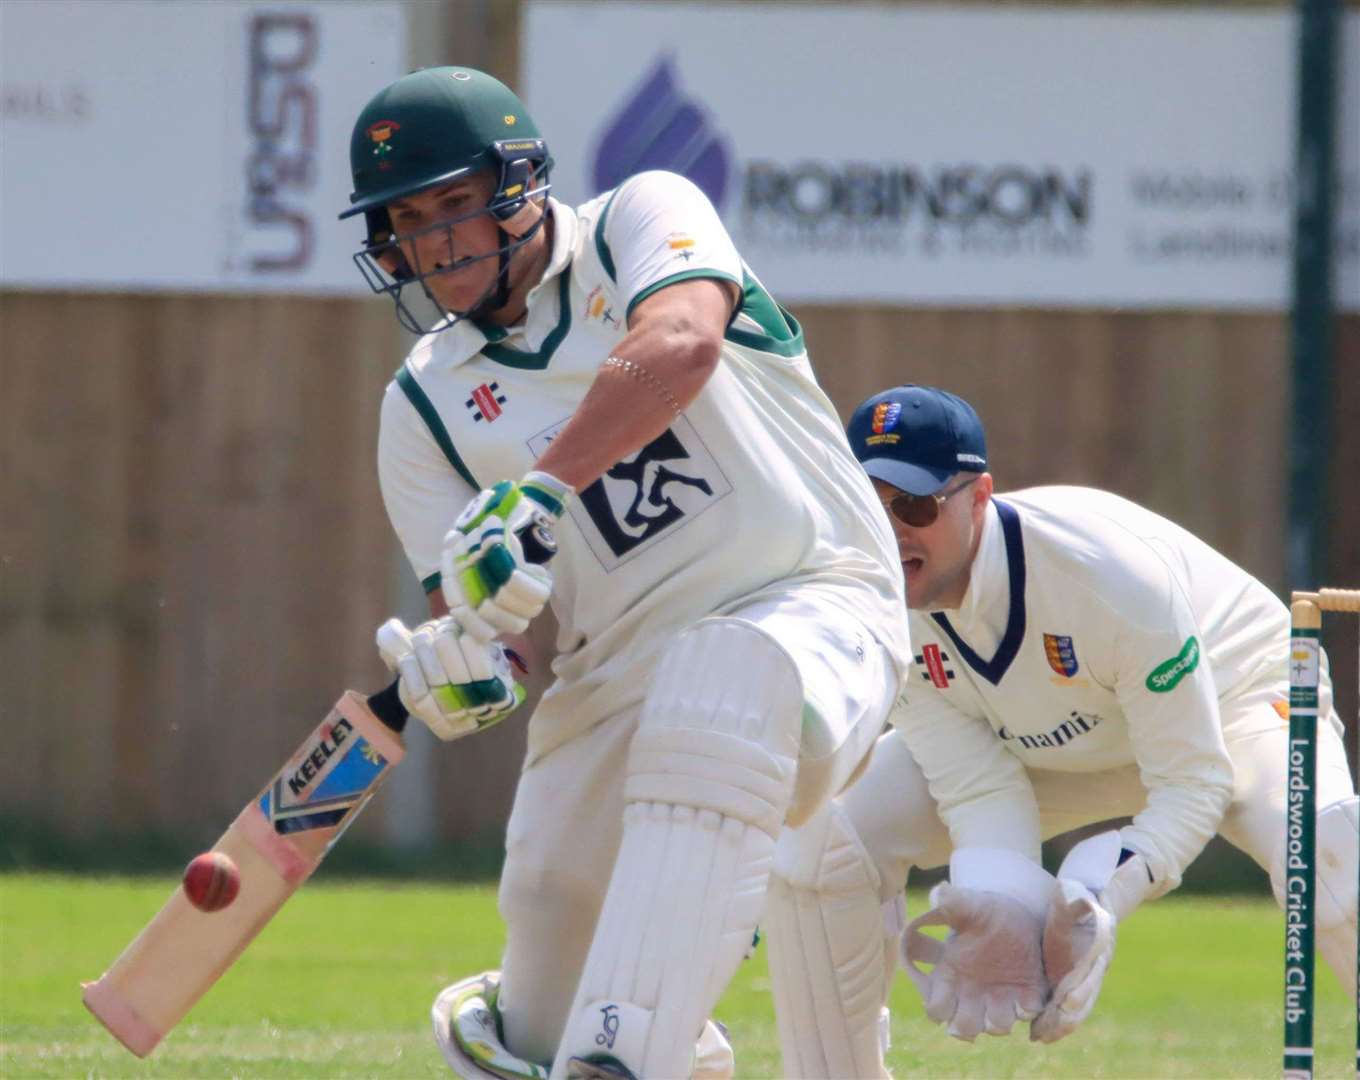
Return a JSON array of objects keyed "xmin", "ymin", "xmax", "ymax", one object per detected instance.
[{"xmin": 1, "ymin": 873, "xmax": 1352, "ymax": 1078}]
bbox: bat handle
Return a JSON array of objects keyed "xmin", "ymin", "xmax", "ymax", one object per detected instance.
[{"xmin": 367, "ymin": 679, "xmax": 407, "ymax": 734}]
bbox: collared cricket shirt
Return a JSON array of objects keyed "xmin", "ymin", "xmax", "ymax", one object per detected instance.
[
  {"xmin": 892, "ymin": 485, "xmax": 1292, "ymax": 891},
  {"xmin": 377, "ymin": 170, "xmax": 910, "ymax": 758}
]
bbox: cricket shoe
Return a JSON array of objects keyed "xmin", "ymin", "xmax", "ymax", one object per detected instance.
[{"xmin": 432, "ymin": 971, "xmax": 548, "ymax": 1080}]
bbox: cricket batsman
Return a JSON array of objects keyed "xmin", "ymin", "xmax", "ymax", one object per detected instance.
[
  {"xmin": 763, "ymin": 384, "xmax": 1358, "ymax": 1075},
  {"xmin": 338, "ymin": 67, "xmax": 912, "ymax": 1079}
]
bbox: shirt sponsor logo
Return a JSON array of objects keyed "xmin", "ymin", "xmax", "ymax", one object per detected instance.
[
  {"xmin": 999, "ymin": 711, "xmax": 1103, "ymax": 750},
  {"xmin": 527, "ymin": 416, "xmax": 732, "ymax": 571},
  {"xmin": 1145, "ymin": 636, "xmax": 1200, "ymax": 693},
  {"xmin": 1043, "ymin": 633, "xmax": 1079, "ymax": 677},
  {"xmin": 917, "ymin": 643, "xmax": 954, "ymax": 689},
  {"xmin": 466, "ymin": 382, "xmax": 507, "ymax": 423}
]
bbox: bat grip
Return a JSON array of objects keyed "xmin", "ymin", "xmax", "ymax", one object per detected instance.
[{"xmin": 367, "ymin": 679, "xmax": 408, "ymax": 734}]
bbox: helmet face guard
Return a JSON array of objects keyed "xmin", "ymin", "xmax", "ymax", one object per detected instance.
[
  {"xmin": 339, "ymin": 68, "xmax": 553, "ymax": 334},
  {"xmin": 352, "ymin": 149, "xmax": 552, "ymax": 335}
]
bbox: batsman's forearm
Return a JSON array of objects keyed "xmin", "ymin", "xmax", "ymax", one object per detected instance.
[{"xmin": 534, "ymin": 332, "xmax": 720, "ymax": 491}]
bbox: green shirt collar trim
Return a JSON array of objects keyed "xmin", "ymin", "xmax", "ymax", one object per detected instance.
[
  {"xmin": 394, "ymin": 364, "xmax": 480, "ymax": 491},
  {"xmin": 479, "ymin": 267, "xmax": 573, "ymax": 370}
]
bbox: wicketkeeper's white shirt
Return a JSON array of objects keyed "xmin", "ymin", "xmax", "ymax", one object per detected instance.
[
  {"xmin": 893, "ymin": 486, "xmax": 1301, "ymax": 894},
  {"xmin": 377, "ymin": 170, "xmax": 911, "ymax": 761}
]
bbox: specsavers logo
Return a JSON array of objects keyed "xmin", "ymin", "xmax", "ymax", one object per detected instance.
[{"xmin": 1146, "ymin": 637, "xmax": 1200, "ymax": 693}]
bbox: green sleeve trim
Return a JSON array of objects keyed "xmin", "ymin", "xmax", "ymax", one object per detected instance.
[
  {"xmin": 625, "ymin": 269, "xmax": 743, "ymax": 322},
  {"xmin": 421, "ymin": 571, "xmax": 442, "ymax": 595},
  {"xmin": 481, "ymin": 270, "xmax": 573, "ymax": 371},
  {"xmin": 394, "ymin": 364, "xmax": 480, "ymax": 490},
  {"xmin": 594, "ymin": 187, "xmax": 623, "ymax": 283},
  {"xmin": 724, "ymin": 271, "xmax": 805, "ymax": 358}
]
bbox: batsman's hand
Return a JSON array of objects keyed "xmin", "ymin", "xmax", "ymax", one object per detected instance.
[
  {"xmin": 376, "ymin": 617, "xmax": 527, "ymax": 741},
  {"xmin": 441, "ymin": 471, "xmax": 569, "ymax": 642},
  {"xmin": 902, "ymin": 883, "xmax": 1049, "ymax": 1042},
  {"xmin": 1029, "ymin": 879, "xmax": 1116, "ymax": 1043}
]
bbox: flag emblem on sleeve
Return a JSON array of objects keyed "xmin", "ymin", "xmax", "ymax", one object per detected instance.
[
  {"xmin": 1044, "ymin": 634, "xmax": 1079, "ymax": 677},
  {"xmin": 466, "ymin": 382, "xmax": 507, "ymax": 423}
]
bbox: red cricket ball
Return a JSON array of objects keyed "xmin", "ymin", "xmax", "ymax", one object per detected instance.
[{"xmin": 182, "ymin": 851, "xmax": 241, "ymax": 913}]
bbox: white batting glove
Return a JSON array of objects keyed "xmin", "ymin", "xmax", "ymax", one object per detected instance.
[
  {"xmin": 375, "ymin": 617, "xmax": 527, "ymax": 741},
  {"xmin": 902, "ymin": 850, "xmax": 1055, "ymax": 1042},
  {"xmin": 1030, "ymin": 830, "xmax": 1155, "ymax": 1044},
  {"xmin": 441, "ymin": 471, "xmax": 569, "ymax": 642}
]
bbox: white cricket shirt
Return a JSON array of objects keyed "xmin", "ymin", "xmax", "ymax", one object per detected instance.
[
  {"xmin": 893, "ymin": 486, "xmax": 1289, "ymax": 893},
  {"xmin": 377, "ymin": 171, "xmax": 910, "ymax": 759}
]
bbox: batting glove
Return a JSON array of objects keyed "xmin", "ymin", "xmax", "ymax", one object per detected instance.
[
  {"xmin": 376, "ymin": 617, "xmax": 527, "ymax": 741},
  {"xmin": 441, "ymin": 471, "xmax": 568, "ymax": 642}
]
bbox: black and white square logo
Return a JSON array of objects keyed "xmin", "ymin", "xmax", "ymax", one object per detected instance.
[{"xmin": 527, "ymin": 415, "xmax": 732, "ymax": 571}]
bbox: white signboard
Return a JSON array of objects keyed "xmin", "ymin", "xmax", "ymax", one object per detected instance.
[
  {"xmin": 523, "ymin": 4, "xmax": 1359, "ymax": 311},
  {"xmin": 0, "ymin": 1, "xmax": 405, "ymax": 294}
]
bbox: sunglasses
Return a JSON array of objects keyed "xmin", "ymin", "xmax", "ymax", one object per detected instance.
[{"xmin": 882, "ymin": 475, "xmax": 980, "ymax": 528}]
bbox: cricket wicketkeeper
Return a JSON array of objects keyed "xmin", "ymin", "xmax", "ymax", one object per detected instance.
[{"xmin": 762, "ymin": 384, "xmax": 1358, "ymax": 1076}]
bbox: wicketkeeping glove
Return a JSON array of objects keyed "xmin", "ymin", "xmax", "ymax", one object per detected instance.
[
  {"xmin": 1029, "ymin": 830, "xmax": 1155, "ymax": 1044},
  {"xmin": 441, "ymin": 471, "xmax": 569, "ymax": 642},
  {"xmin": 1029, "ymin": 878, "xmax": 1116, "ymax": 1043},
  {"xmin": 903, "ymin": 883, "xmax": 1050, "ymax": 1041},
  {"xmin": 376, "ymin": 617, "xmax": 528, "ymax": 741}
]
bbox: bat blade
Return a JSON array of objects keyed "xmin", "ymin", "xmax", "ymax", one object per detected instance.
[{"xmin": 82, "ymin": 689, "xmax": 405, "ymax": 1056}]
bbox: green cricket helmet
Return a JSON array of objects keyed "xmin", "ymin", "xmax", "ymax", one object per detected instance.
[{"xmin": 340, "ymin": 66, "xmax": 553, "ymax": 333}]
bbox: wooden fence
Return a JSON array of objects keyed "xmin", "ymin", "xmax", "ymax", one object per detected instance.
[{"xmin": 2, "ymin": 289, "xmax": 1354, "ymax": 850}]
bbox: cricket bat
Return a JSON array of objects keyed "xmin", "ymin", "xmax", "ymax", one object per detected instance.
[{"xmin": 81, "ymin": 681, "xmax": 409, "ymax": 1056}]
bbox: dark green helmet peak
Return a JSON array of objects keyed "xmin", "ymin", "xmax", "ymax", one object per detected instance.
[{"xmin": 342, "ymin": 66, "xmax": 546, "ymax": 220}]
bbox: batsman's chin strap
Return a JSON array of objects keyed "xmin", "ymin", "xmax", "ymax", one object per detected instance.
[{"xmin": 440, "ymin": 208, "xmax": 549, "ymax": 327}]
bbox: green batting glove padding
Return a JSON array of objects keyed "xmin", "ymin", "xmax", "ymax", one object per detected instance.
[
  {"xmin": 432, "ymin": 678, "xmax": 518, "ymax": 715},
  {"xmin": 457, "ymin": 565, "xmax": 491, "ymax": 608},
  {"xmin": 520, "ymin": 481, "xmax": 565, "ymax": 518},
  {"xmin": 476, "ymin": 545, "xmax": 518, "ymax": 591},
  {"xmin": 457, "ymin": 481, "xmax": 519, "ymax": 535}
]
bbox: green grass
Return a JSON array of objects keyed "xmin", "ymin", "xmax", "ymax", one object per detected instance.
[{"xmin": 1, "ymin": 873, "xmax": 1353, "ymax": 1078}]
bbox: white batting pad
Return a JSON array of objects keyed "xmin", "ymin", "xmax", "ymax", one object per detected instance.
[
  {"xmin": 766, "ymin": 802, "xmax": 893, "ymax": 1079},
  {"xmin": 552, "ymin": 619, "xmax": 802, "ymax": 1079}
]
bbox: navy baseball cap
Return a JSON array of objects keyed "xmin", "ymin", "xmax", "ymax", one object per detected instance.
[{"xmin": 846, "ymin": 385, "xmax": 988, "ymax": 495}]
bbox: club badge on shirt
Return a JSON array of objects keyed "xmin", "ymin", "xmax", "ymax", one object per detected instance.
[{"xmin": 1044, "ymin": 633, "xmax": 1079, "ymax": 677}]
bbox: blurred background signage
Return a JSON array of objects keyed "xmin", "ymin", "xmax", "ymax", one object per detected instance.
[
  {"xmin": 0, "ymin": 1, "xmax": 404, "ymax": 294},
  {"xmin": 524, "ymin": 3, "xmax": 1359, "ymax": 311}
]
